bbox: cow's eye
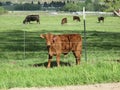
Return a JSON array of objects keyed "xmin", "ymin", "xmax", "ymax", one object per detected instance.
[{"xmin": 52, "ymin": 40, "xmax": 55, "ymax": 43}]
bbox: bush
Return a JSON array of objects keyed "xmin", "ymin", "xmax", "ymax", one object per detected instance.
[
  {"xmin": 61, "ymin": 3, "xmax": 80, "ymax": 12},
  {"xmin": 0, "ymin": 7, "xmax": 8, "ymax": 14}
]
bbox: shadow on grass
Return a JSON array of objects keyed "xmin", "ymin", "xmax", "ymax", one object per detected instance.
[
  {"xmin": 0, "ymin": 30, "xmax": 120, "ymax": 59},
  {"xmin": 31, "ymin": 61, "xmax": 71, "ymax": 68}
]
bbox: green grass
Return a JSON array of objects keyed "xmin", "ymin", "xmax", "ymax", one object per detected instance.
[
  {"xmin": 0, "ymin": 61, "xmax": 120, "ymax": 89},
  {"xmin": 0, "ymin": 11, "xmax": 120, "ymax": 89}
]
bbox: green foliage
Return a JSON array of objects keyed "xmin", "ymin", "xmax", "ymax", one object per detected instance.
[
  {"xmin": 104, "ymin": 0, "xmax": 120, "ymax": 11},
  {"xmin": 14, "ymin": 3, "xmax": 41, "ymax": 10},
  {"xmin": 85, "ymin": 0, "xmax": 120, "ymax": 11},
  {"xmin": 0, "ymin": 0, "xmax": 120, "ymax": 11},
  {"xmin": 0, "ymin": 61, "xmax": 120, "ymax": 89},
  {"xmin": 61, "ymin": 3, "xmax": 79, "ymax": 12},
  {"xmin": 60, "ymin": 2, "xmax": 85, "ymax": 12},
  {"xmin": 85, "ymin": 0, "xmax": 92, "ymax": 5},
  {"xmin": 0, "ymin": 7, "xmax": 7, "ymax": 14}
]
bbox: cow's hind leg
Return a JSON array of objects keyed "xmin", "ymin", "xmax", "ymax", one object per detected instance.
[
  {"xmin": 73, "ymin": 51, "xmax": 81, "ymax": 65},
  {"xmin": 56, "ymin": 54, "xmax": 60, "ymax": 67}
]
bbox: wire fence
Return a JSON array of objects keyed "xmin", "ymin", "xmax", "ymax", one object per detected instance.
[
  {"xmin": 0, "ymin": 31, "xmax": 120, "ymax": 61},
  {"xmin": 0, "ymin": 11, "xmax": 120, "ymax": 62}
]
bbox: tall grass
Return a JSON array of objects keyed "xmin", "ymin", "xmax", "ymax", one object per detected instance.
[
  {"xmin": 0, "ymin": 61, "xmax": 120, "ymax": 89},
  {"xmin": 0, "ymin": 11, "xmax": 120, "ymax": 89}
]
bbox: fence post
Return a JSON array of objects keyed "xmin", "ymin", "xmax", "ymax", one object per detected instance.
[
  {"xmin": 83, "ymin": 7, "xmax": 87, "ymax": 61},
  {"xmin": 23, "ymin": 30, "xmax": 26, "ymax": 60}
]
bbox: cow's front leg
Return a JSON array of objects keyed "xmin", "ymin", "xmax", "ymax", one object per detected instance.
[
  {"xmin": 56, "ymin": 54, "xmax": 60, "ymax": 67},
  {"xmin": 47, "ymin": 55, "xmax": 52, "ymax": 68}
]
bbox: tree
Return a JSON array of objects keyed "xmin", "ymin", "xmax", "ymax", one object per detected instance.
[
  {"xmin": 85, "ymin": 0, "xmax": 92, "ymax": 5},
  {"xmin": 0, "ymin": 2, "xmax": 2, "ymax": 6},
  {"xmin": 6, "ymin": 1, "xmax": 12, "ymax": 5},
  {"xmin": 43, "ymin": 2, "xmax": 48, "ymax": 7},
  {"xmin": 14, "ymin": 3, "xmax": 41, "ymax": 10},
  {"xmin": 103, "ymin": 0, "xmax": 120, "ymax": 11},
  {"xmin": 93, "ymin": 0, "xmax": 101, "ymax": 11},
  {"xmin": 61, "ymin": 2, "xmax": 79, "ymax": 12},
  {"xmin": 38, "ymin": 1, "xmax": 40, "ymax": 5},
  {"xmin": 0, "ymin": 7, "xmax": 8, "ymax": 14},
  {"xmin": 31, "ymin": 1, "xmax": 34, "ymax": 4}
]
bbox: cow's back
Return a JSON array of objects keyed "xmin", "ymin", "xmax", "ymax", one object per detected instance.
[
  {"xmin": 29, "ymin": 15, "xmax": 39, "ymax": 21},
  {"xmin": 59, "ymin": 35, "xmax": 70, "ymax": 53},
  {"xmin": 59, "ymin": 34, "xmax": 82, "ymax": 53},
  {"xmin": 98, "ymin": 16, "xmax": 104, "ymax": 22},
  {"xmin": 73, "ymin": 16, "xmax": 80, "ymax": 22},
  {"xmin": 68, "ymin": 34, "xmax": 82, "ymax": 50}
]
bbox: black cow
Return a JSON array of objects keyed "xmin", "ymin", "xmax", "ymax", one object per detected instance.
[
  {"xmin": 73, "ymin": 16, "xmax": 80, "ymax": 22},
  {"xmin": 23, "ymin": 15, "xmax": 40, "ymax": 24},
  {"xmin": 98, "ymin": 16, "xmax": 104, "ymax": 23}
]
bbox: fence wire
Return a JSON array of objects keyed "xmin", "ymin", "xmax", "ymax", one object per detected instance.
[
  {"xmin": 0, "ymin": 11, "xmax": 120, "ymax": 62},
  {"xmin": 0, "ymin": 31, "xmax": 120, "ymax": 61}
]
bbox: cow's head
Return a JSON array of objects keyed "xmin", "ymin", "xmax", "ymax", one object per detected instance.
[
  {"xmin": 23, "ymin": 19, "xmax": 26, "ymax": 24},
  {"xmin": 40, "ymin": 33, "xmax": 57, "ymax": 46}
]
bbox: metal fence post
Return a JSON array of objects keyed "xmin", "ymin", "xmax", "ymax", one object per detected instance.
[{"xmin": 24, "ymin": 30, "xmax": 26, "ymax": 60}]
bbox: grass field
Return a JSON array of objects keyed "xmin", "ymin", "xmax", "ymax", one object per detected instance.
[{"xmin": 0, "ymin": 11, "xmax": 120, "ymax": 89}]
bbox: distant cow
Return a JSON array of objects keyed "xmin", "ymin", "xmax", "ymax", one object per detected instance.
[
  {"xmin": 73, "ymin": 16, "xmax": 80, "ymax": 22},
  {"xmin": 61, "ymin": 18, "xmax": 67, "ymax": 25},
  {"xmin": 23, "ymin": 15, "xmax": 40, "ymax": 24},
  {"xmin": 98, "ymin": 16, "xmax": 104, "ymax": 23},
  {"xmin": 40, "ymin": 33, "xmax": 82, "ymax": 68}
]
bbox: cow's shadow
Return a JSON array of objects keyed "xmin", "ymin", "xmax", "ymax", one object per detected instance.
[{"xmin": 31, "ymin": 61, "xmax": 71, "ymax": 68}]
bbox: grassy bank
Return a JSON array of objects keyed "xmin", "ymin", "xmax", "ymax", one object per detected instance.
[{"xmin": 0, "ymin": 61, "xmax": 120, "ymax": 89}]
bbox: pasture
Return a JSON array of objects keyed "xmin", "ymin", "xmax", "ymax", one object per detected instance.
[{"xmin": 0, "ymin": 11, "xmax": 120, "ymax": 89}]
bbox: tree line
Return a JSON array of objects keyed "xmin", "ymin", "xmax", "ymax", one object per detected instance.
[
  {"xmin": 0, "ymin": 1, "xmax": 65, "ymax": 11},
  {"xmin": 0, "ymin": 0, "xmax": 120, "ymax": 12}
]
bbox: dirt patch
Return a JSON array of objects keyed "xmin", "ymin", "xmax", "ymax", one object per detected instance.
[{"xmin": 9, "ymin": 82, "xmax": 120, "ymax": 90}]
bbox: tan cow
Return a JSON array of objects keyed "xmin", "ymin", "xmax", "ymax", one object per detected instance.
[
  {"xmin": 40, "ymin": 33, "xmax": 82, "ymax": 68},
  {"xmin": 61, "ymin": 18, "xmax": 67, "ymax": 25}
]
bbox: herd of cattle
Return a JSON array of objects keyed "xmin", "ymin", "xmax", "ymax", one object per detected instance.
[
  {"xmin": 23, "ymin": 14, "xmax": 104, "ymax": 25},
  {"xmin": 22, "ymin": 14, "xmax": 104, "ymax": 68}
]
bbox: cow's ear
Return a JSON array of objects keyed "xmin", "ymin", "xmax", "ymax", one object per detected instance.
[
  {"xmin": 40, "ymin": 34, "xmax": 45, "ymax": 38},
  {"xmin": 53, "ymin": 36, "xmax": 57, "ymax": 41}
]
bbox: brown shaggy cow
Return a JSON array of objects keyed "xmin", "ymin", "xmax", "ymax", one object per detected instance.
[
  {"xmin": 73, "ymin": 16, "xmax": 80, "ymax": 22},
  {"xmin": 23, "ymin": 15, "xmax": 40, "ymax": 24},
  {"xmin": 40, "ymin": 33, "xmax": 82, "ymax": 68},
  {"xmin": 61, "ymin": 18, "xmax": 67, "ymax": 25},
  {"xmin": 98, "ymin": 16, "xmax": 104, "ymax": 23}
]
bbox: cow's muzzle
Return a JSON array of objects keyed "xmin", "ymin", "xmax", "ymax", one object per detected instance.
[{"xmin": 47, "ymin": 45, "xmax": 50, "ymax": 49}]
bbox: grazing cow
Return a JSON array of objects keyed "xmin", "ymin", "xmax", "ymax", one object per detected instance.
[
  {"xmin": 23, "ymin": 15, "xmax": 40, "ymax": 24},
  {"xmin": 98, "ymin": 16, "xmax": 104, "ymax": 23},
  {"xmin": 61, "ymin": 18, "xmax": 67, "ymax": 25},
  {"xmin": 40, "ymin": 33, "xmax": 82, "ymax": 68},
  {"xmin": 73, "ymin": 16, "xmax": 80, "ymax": 22}
]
